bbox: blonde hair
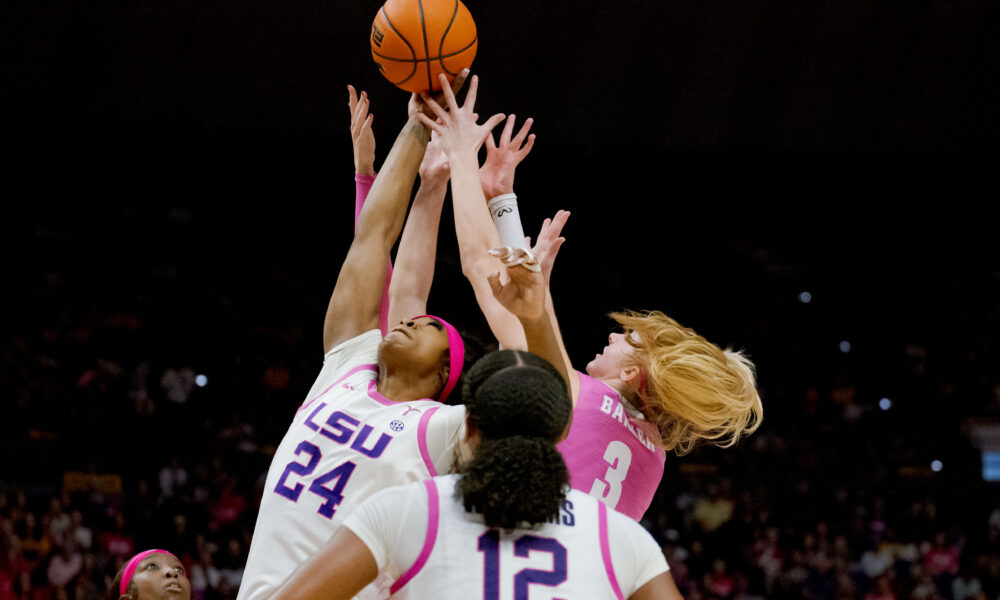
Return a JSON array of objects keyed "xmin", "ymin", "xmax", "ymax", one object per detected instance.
[{"xmin": 611, "ymin": 309, "xmax": 762, "ymax": 455}]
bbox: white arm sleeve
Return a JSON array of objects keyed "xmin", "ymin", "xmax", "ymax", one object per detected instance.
[
  {"xmin": 607, "ymin": 511, "xmax": 670, "ymax": 597},
  {"xmin": 342, "ymin": 482, "xmax": 430, "ymax": 578}
]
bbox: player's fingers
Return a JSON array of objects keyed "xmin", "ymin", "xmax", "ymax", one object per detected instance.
[
  {"xmin": 463, "ymin": 74, "xmax": 479, "ymax": 113},
  {"xmin": 512, "ymin": 117, "xmax": 533, "ymax": 146},
  {"xmin": 352, "ymin": 98, "xmax": 367, "ymax": 134},
  {"xmin": 357, "ymin": 96, "xmax": 369, "ymax": 125},
  {"xmin": 485, "ymin": 132, "xmax": 496, "ymax": 150},
  {"xmin": 417, "ymin": 112, "xmax": 443, "ymax": 134},
  {"xmin": 359, "ymin": 113, "xmax": 373, "ymax": 138},
  {"xmin": 518, "ymin": 134, "xmax": 536, "ymax": 159},
  {"xmin": 546, "ymin": 211, "xmax": 570, "ymax": 237},
  {"xmin": 488, "ymin": 246, "xmax": 514, "ymax": 262},
  {"xmin": 484, "ymin": 113, "xmax": 506, "ymax": 133},
  {"xmin": 436, "ymin": 73, "xmax": 461, "ymax": 113},
  {"xmin": 500, "ymin": 114, "xmax": 516, "ymax": 146},
  {"xmin": 449, "ymin": 68, "xmax": 470, "ymax": 97},
  {"xmin": 419, "ymin": 92, "xmax": 449, "ymax": 121},
  {"xmin": 348, "ymin": 85, "xmax": 358, "ymax": 117},
  {"xmin": 487, "ymin": 271, "xmax": 503, "ymax": 298}
]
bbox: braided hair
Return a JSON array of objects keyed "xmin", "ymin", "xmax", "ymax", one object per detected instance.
[{"xmin": 456, "ymin": 350, "xmax": 572, "ymax": 530}]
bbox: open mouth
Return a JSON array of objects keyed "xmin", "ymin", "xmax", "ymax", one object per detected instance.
[{"xmin": 164, "ymin": 583, "xmax": 184, "ymax": 592}]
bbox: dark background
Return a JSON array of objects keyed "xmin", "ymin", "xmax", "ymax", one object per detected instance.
[
  {"xmin": 1, "ymin": 0, "xmax": 999, "ymax": 596},
  {"xmin": 3, "ymin": 0, "xmax": 997, "ymax": 430}
]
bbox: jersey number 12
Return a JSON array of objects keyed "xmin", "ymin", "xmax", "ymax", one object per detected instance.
[{"xmin": 477, "ymin": 531, "xmax": 567, "ymax": 599}]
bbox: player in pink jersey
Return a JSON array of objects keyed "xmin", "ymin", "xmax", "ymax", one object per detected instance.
[
  {"xmin": 262, "ymin": 349, "xmax": 683, "ymax": 600},
  {"xmin": 420, "ymin": 73, "xmax": 764, "ymax": 521}
]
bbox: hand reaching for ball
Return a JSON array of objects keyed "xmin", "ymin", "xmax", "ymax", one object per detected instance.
[
  {"xmin": 417, "ymin": 73, "xmax": 505, "ymax": 163},
  {"xmin": 347, "ymin": 85, "xmax": 375, "ymax": 176},
  {"xmin": 479, "ymin": 115, "xmax": 535, "ymax": 200}
]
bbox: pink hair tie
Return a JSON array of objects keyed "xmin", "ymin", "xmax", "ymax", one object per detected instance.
[
  {"xmin": 416, "ymin": 315, "xmax": 464, "ymax": 403},
  {"xmin": 120, "ymin": 549, "xmax": 179, "ymax": 595}
]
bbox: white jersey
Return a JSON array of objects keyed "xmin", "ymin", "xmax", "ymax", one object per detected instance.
[
  {"xmin": 238, "ymin": 331, "xmax": 468, "ymax": 600},
  {"xmin": 344, "ymin": 474, "xmax": 669, "ymax": 599}
]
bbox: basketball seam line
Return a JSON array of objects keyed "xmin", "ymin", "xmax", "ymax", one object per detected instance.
[
  {"xmin": 438, "ymin": 0, "xmax": 460, "ymax": 76},
  {"xmin": 418, "ymin": 0, "xmax": 433, "ymax": 91},
  {"xmin": 372, "ymin": 36, "xmax": 477, "ymax": 63},
  {"xmin": 379, "ymin": 7, "xmax": 418, "ymax": 85}
]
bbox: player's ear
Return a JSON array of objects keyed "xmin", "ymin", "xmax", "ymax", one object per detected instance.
[{"xmin": 620, "ymin": 365, "xmax": 641, "ymax": 387}]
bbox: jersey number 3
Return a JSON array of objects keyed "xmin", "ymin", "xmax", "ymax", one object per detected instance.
[
  {"xmin": 589, "ymin": 440, "xmax": 632, "ymax": 508},
  {"xmin": 477, "ymin": 531, "xmax": 567, "ymax": 599}
]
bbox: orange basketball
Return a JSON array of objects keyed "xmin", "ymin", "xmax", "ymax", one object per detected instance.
[{"xmin": 370, "ymin": 0, "xmax": 477, "ymax": 94}]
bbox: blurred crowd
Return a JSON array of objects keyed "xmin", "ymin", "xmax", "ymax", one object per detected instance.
[{"xmin": 5, "ymin": 207, "xmax": 999, "ymax": 600}]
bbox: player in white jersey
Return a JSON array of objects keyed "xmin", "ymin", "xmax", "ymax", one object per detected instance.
[
  {"xmin": 237, "ymin": 71, "xmax": 507, "ymax": 600},
  {"xmin": 262, "ymin": 349, "xmax": 684, "ymax": 600}
]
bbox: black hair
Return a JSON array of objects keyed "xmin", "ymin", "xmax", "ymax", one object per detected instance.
[
  {"xmin": 110, "ymin": 563, "xmax": 133, "ymax": 600},
  {"xmin": 456, "ymin": 350, "xmax": 572, "ymax": 530},
  {"xmin": 445, "ymin": 327, "xmax": 495, "ymax": 407}
]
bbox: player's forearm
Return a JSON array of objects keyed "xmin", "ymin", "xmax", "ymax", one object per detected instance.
[
  {"xmin": 544, "ymin": 288, "xmax": 574, "ymax": 376},
  {"xmin": 324, "ymin": 117, "xmax": 429, "ymax": 351},
  {"xmin": 355, "ymin": 117, "xmax": 430, "ymax": 252},
  {"xmin": 354, "ymin": 172, "xmax": 376, "ymax": 229},
  {"xmin": 448, "ymin": 154, "xmax": 528, "ymax": 348},
  {"xmin": 519, "ymin": 313, "xmax": 571, "ymax": 392},
  {"xmin": 450, "ymin": 154, "xmax": 503, "ymax": 278},
  {"xmin": 387, "ymin": 177, "xmax": 447, "ymax": 323},
  {"xmin": 267, "ymin": 528, "xmax": 376, "ymax": 600}
]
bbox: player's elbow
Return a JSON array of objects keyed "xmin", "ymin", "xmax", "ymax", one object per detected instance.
[{"xmin": 460, "ymin": 255, "xmax": 496, "ymax": 282}]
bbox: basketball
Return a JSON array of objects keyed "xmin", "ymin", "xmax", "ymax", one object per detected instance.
[{"xmin": 370, "ymin": 0, "xmax": 477, "ymax": 94}]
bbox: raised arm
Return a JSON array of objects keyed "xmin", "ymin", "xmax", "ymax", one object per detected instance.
[
  {"xmin": 485, "ymin": 247, "xmax": 571, "ymax": 393},
  {"xmin": 323, "ymin": 73, "xmax": 467, "ymax": 352},
  {"xmin": 347, "ymin": 85, "xmax": 393, "ymax": 335},
  {"xmin": 526, "ymin": 210, "xmax": 580, "ymax": 400},
  {"xmin": 447, "ymin": 114, "xmax": 540, "ymax": 349},
  {"xmin": 386, "ymin": 133, "xmax": 451, "ymax": 324}
]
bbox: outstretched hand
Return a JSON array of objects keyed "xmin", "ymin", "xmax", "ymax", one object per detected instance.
[
  {"xmin": 487, "ymin": 247, "xmax": 546, "ymax": 322},
  {"xmin": 418, "ymin": 131, "xmax": 450, "ymax": 184},
  {"xmin": 479, "ymin": 115, "xmax": 535, "ymax": 200},
  {"xmin": 407, "ymin": 69, "xmax": 471, "ymax": 122},
  {"xmin": 348, "ymin": 85, "xmax": 375, "ymax": 176},
  {"xmin": 417, "ymin": 73, "xmax": 506, "ymax": 162},
  {"xmin": 528, "ymin": 210, "xmax": 570, "ymax": 285}
]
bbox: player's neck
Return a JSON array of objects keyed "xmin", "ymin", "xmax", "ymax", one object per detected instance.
[
  {"xmin": 600, "ymin": 376, "xmax": 643, "ymax": 418},
  {"xmin": 377, "ymin": 369, "xmax": 438, "ymax": 403}
]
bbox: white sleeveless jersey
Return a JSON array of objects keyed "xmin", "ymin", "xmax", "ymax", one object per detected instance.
[
  {"xmin": 344, "ymin": 474, "xmax": 669, "ymax": 599},
  {"xmin": 238, "ymin": 331, "xmax": 467, "ymax": 600}
]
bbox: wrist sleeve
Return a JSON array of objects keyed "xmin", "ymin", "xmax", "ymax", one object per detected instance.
[
  {"xmin": 355, "ymin": 172, "xmax": 377, "ymax": 228},
  {"xmin": 487, "ymin": 193, "xmax": 528, "ymax": 249}
]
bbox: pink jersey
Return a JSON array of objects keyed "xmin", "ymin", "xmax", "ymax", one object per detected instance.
[{"xmin": 556, "ymin": 372, "xmax": 666, "ymax": 521}]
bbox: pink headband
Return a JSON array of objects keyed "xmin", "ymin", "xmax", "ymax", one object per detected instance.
[
  {"xmin": 416, "ymin": 315, "xmax": 464, "ymax": 403},
  {"xmin": 120, "ymin": 549, "xmax": 179, "ymax": 595}
]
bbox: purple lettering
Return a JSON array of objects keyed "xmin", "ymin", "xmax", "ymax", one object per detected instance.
[
  {"xmin": 350, "ymin": 424, "xmax": 392, "ymax": 458},
  {"xmin": 321, "ymin": 411, "xmax": 359, "ymax": 444}
]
